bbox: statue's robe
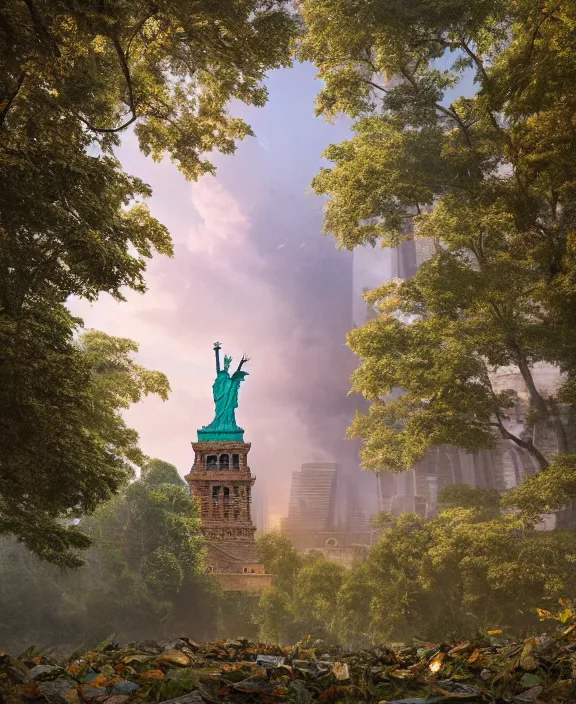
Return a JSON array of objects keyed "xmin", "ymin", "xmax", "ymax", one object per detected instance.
[{"xmin": 208, "ymin": 370, "xmax": 239, "ymax": 430}]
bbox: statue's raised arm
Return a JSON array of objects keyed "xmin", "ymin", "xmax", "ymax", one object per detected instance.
[
  {"xmin": 213, "ymin": 341, "xmax": 222, "ymax": 374},
  {"xmin": 235, "ymin": 353, "xmax": 250, "ymax": 374}
]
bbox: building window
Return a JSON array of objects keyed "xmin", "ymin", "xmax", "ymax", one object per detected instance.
[
  {"xmin": 223, "ymin": 487, "xmax": 230, "ymax": 501},
  {"xmin": 212, "ymin": 486, "xmax": 220, "ymax": 500},
  {"xmin": 232, "ymin": 454, "xmax": 240, "ymax": 470},
  {"xmin": 206, "ymin": 455, "xmax": 217, "ymax": 470},
  {"xmin": 233, "ymin": 486, "xmax": 240, "ymax": 497},
  {"xmin": 247, "ymin": 487, "xmax": 251, "ymax": 503},
  {"xmin": 219, "ymin": 454, "xmax": 229, "ymax": 470}
]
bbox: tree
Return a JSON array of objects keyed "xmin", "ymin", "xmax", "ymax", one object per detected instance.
[
  {"xmin": 291, "ymin": 559, "xmax": 346, "ymax": 640},
  {"xmin": 256, "ymin": 532, "xmax": 304, "ymax": 593},
  {"xmin": 336, "ymin": 508, "xmax": 576, "ymax": 644},
  {"xmin": 0, "ymin": 458, "xmax": 218, "ymax": 652},
  {"xmin": 0, "ymin": 1, "xmax": 297, "ymax": 555},
  {"xmin": 299, "ymin": 0, "xmax": 576, "ymax": 475},
  {"xmin": 0, "ymin": 328, "xmax": 169, "ymax": 567},
  {"xmin": 1, "ymin": 0, "xmax": 297, "ymax": 312},
  {"xmin": 255, "ymin": 533, "xmax": 347, "ymax": 644},
  {"xmin": 437, "ymin": 483, "xmax": 501, "ymax": 519},
  {"xmin": 83, "ymin": 458, "xmax": 219, "ymax": 640}
]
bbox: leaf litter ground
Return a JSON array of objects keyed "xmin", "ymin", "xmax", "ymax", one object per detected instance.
[{"xmin": 1, "ymin": 622, "xmax": 576, "ymax": 703}]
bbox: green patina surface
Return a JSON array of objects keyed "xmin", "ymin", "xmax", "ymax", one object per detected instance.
[{"xmin": 197, "ymin": 342, "xmax": 249, "ymax": 443}]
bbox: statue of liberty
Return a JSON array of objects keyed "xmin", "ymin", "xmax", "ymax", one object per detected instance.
[{"xmin": 198, "ymin": 342, "xmax": 249, "ymax": 441}]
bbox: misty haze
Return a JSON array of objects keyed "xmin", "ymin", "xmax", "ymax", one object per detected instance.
[{"xmin": 1, "ymin": 1, "xmax": 576, "ymax": 703}]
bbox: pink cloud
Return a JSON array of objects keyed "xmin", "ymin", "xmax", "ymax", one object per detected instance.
[{"xmin": 70, "ymin": 171, "xmax": 323, "ymax": 517}]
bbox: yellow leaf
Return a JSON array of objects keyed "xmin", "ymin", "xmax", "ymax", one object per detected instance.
[
  {"xmin": 467, "ymin": 649, "xmax": 480, "ymax": 664},
  {"xmin": 429, "ymin": 652, "xmax": 445, "ymax": 673},
  {"xmin": 519, "ymin": 638, "xmax": 539, "ymax": 671}
]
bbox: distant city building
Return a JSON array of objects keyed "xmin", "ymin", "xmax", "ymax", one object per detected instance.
[
  {"xmin": 252, "ymin": 483, "xmax": 269, "ymax": 534},
  {"xmin": 280, "ymin": 461, "xmax": 338, "ymax": 549}
]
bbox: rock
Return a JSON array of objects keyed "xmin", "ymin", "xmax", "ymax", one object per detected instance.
[
  {"xmin": 37, "ymin": 679, "xmax": 80, "ymax": 704},
  {"xmin": 159, "ymin": 639, "xmax": 187, "ymax": 651},
  {"xmin": 514, "ymin": 686, "xmax": 544, "ymax": 702},
  {"xmin": 156, "ymin": 650, "xmax": 191, "ymax": 667},
  {"xmin": 110, "ymin": 679, "xmax": 139, "ymax": 694},
  {"xmin": 7, "ymin": 664, "xmax": 29, "ymax": 683},
  {"xmin": 292, "ymin": 660, "xmax": 331, "ymax": 677},
  {"xmin": 255, "ymin": 654, "xmax": 285, "ymax": 668},
  {"xmin": 158, "ymin": 693, "xmax": 204, "ymax": 704},
  {"xmin": 25, "ymin": 664, "xmax": 64, "ymax": 681},
  {"xmin": 78, "ymin": 683, "xmax": 107, "ymax": 701},
  {"xmin": 124, "ymin": 640, "xmax": 162, "ymax": 654},
  {"xmin": 98, "ymin": 664, "xmax": 115, "ymax": 679}
]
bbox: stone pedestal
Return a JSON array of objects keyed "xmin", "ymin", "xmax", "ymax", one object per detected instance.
[{"xmin": 185, "ymin": 440, "xmax": 272, "ymax": 591}]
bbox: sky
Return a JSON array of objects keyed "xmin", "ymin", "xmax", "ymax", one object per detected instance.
[{"xmin": 69, "ymin": 62, "xmax": 360, "ymax": 522}]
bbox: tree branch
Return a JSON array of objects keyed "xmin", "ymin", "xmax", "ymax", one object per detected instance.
[
  {"xmin": 400, "ymin": 67, "xmax": 474, "ymax": 149},
  {"xmin": 125, "ymin": 5, "xmax": 159, "ymax": 58},
  {"xmin": 0, "ymin": 72, "xmax": 25, "ymax": 128},
  {"xmin": 79, "ymin": 36, "xmax": 137, "ymax": 134},
  {"xmin": 493, "ymin": 415, "xmax": 549, "ymax": 470},
  {"xmin": 23, "ymin": 0, "xmax": 61, "ymax": 57},
  {"xmin": 525, "ymin": 7, "xmax": 559, "ymax": 63},
  {"xmin": 360, "ymin": 78, "xmax": 389, "ymax": 94},
  {"xmin": 482, "ymin": 361, "xmax": 548, "ymax": 470},
  {"xmin": 487, "ymin": 300, "xmax": 569, "ymax": 455},
  {"xmin": 458, "ymin": 36, "xmax": 489, "ymax": 84},
  {"xmin": 516, "ymin": 355, "xmax": 569, "ymax": 454}
]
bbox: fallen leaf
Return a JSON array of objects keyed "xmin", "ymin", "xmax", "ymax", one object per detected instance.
[
  {"xmin": 467, "ymin": 649, "xmax": 480, "ymax": 664},
  {"xmin": 19, "ymin": 681, "xmax": 43, "ymax": 699},
  {"xmin": 332, "ymin": 662, "xmax": 349, "ymax": 680},
  {"xmin": 156, "ymin": 650, "xmax": 191, "ymax": 667},
  {"xmin": 429, "ymin": 652, "xmax": 445, "ymax": 673},
  {"xmin": 140, "ymin": 669, "xmax": 166, "ymax": 679},
  {"xmin": 448, "ymin": 642, "xmax": 471, "ymax": 656}
]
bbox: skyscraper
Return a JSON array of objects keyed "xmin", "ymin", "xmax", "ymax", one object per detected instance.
[
  {"xmin": 281, "ymin": 461, "xmax": 338, "ymax": 548},
  {"xmin": 252, "ymin": 481, "xmax": 269, "ymax": 534}
]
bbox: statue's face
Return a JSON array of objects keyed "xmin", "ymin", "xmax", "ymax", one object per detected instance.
[{"xmin": 224, "ymin": 355, "xmax": 232, "ymax": 370}]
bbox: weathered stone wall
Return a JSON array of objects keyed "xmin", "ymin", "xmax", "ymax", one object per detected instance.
[
  {"xmin": 186, "ymin": 440, "xmax": 269, "ymax": 590},
  {"xmin": 214, "ymin": 573, "xmax": 273, "ymax": 593}
]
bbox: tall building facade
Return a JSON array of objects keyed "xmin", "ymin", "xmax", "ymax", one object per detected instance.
[
  {"xmin": 252, "ymin": 481, "xmax": 269, "ymax": 534},
  {"xmin": 280, "ymin": 461, "xmax": 338, "ymax": 548}
]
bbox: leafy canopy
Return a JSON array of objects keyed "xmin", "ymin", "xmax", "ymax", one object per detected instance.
[
  {"xmin": 0, "ymin": 459, "xmax": 218, "ymax": 652},
  {"xmin": 1, "ymin": 0, "xmax": 296, "ymax": 310},
  {"xmin": 0, "ymin": 326, "xmax": 169, "ymax": 567},
  {"xmin": 299, "ymin": 0, "xmax": 576, "ymax": 472},
  {"xmin": 0, "ymin": 0, "xmax": 296, "ymax": 559}
]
